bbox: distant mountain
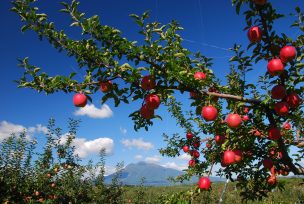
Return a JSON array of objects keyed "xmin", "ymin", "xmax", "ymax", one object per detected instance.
[{"xmin": 105, "ymin": 161, "xmax": 224, "ymax": 186}]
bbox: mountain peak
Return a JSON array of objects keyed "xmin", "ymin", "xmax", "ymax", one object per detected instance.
[{"xmin": 105, "ymin": 162, "xmax": 224, "ymax": 186}]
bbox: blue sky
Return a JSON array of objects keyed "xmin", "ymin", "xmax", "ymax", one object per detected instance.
[{"xmin": 0, "ymin": 0, "xmax": 302, "ymax": 175}]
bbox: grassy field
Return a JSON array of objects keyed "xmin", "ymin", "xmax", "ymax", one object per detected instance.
[{"xmin": 122, "ymin": 178, "xmax": 304, "ymax": 204}]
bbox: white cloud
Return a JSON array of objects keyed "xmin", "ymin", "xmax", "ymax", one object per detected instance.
[
  {"xmin": 0, "ymin": 121, "xmax": 47, "ymax": 141},
  {"xmin": 60, "ymin": 134, "xmax": 114, "ymax": 158},
  {"xmin": 28, "ymin": 124, "xmax": 48, "ymax": 134},
  {"xmin": 135, "ymin": 155, "xmax": 143, "ymax": 160},
  {"xmin": 105, "ymin": 166, "xmax": 117, "ymax": 176},
  {"xmin": 74, "ymin": 104, "xmax": 113, "ymax": 119},
  {"xmin": 120, "ymin": 127, "xmax": 127, "ymax": 135},
  {"xmin": 145, "ymin": 155, "xmax": 161, "ymax": 163},
  {"xmin": 121, "ymin": 138, "xmax": 154, "ymax": 151},
  {"xmin": 161, "ymin": 162, "xmax": 187, "ymax": 171},
  {"xmin": 178, "ymin": 153, "xmax": 191, "ymax": 161}
]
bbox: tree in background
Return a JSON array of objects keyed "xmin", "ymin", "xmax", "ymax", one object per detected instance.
[{"xmin": 10, "ymin": 0, "xmax": 303, "ymax": 200}]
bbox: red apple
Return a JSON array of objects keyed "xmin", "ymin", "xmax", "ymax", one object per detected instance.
[
  {"xmin": 206, "ymin": 143, "xmax": 212, "ymax": 149},
  {"xmin": 186, "ymin": 132, "xmax": 193, "ymax": 140},
  {"xmin": 194, "ymin": 72, "xmax": 206, "ymax": 80},
  {"xmin": 73, "ymin": 93, "xmax": 87, "ymax": 107},
  {"xmin": 193, "ymin": 141, "xmax": 201, "ymax": 148},
  {"xmin": 226, "ymin": 114, "xmax": 242, "ymax": 128},
  {"xmin": 198, "ymin": 177, "xmax": 211, "ymax": 190},
  {"xmin": 267, "ymin": 59, "xmax": 284, "ymax": 76},
  {"xmin": 214, "ymin": 135, "xmax": 225, "ymax": 145},
  {"xmin": 145, "ymin": 94, "xmax": 160, "ymax": 109},
  {"xmin": 271, "ymin": 85, "xmax": 286, "ymax": 100},
  {"xmin": 141, "ymin": 75, "xmax": 156, "ymax": 90},
  {"xmin": 244, "ymin": 107, "xmax": 249, "ymax": 114},
  {"xmin": 140, "ymin": 104, "xmax": 154, "ymax": 119},
  {"xmin": 274, "ymin": 101, "xmax": 289, "ymax": 116},
  {"xmin": 270, "ymin": 166, "xmax": 277, "ymax": 175},
  {"xmin": 247, "ymin": 26, "xmax": 262, "ymax": 43},
  {"xmin": 182, "ymin": 145, "xmax": 189, "ymax": 153},
  {"xmin": 201, "ymin": 106, "xmax": 218, "ymax": 121},
  {"xmin": 285, "ymin": 92, "xmax": 301, "ymax": 108},
  {"xmin": 268, "ymin": 127, "xmax": 281, "ymax": 140},
  {"xmin": 262, "ymin": 158, "xmax": 273, "ymax": 169},
  {"xmin": 100, "ymin": 81, "xmax": 113, "ymax": 92},
  {"xmin": 254, "ymin": 129, "xmax": 262, "ymax": 137},
  {"xmin": 267, "ymin": 175, "xmax": 277, "ymax": 186},
  {"xmin": 283, "ymin": 122, "xmax": 291, "ymax": 130},
  {"xmin": 242, "ymin": 115, "xmax": 250, "ymax": 122},
  {"xmin": 234, "ymin": 150, "xmax": 243, "ymax": 163},
  {"xmin": 192, "ymin": 150, "xmax": 200, "ymax": 158},
  {"xmin": 253, "ymin": 0, "xmax": 266, "ymax": 6},
  {"xmin": 188, "ymin": 159, "xmax": 196, "ymax": 167},
  {"xmin": 223, "ymin": 150, "xmax": 235, "ymax": 165},
  {"xmin": 280, "ymin": 45, "xmax": 296, "ymax": 63}
]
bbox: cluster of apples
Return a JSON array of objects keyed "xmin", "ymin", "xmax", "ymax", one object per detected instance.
[
  {"xmin": 139, "ymin": 75, "xmax": 161, "ymax": 119},
  {"xmin": 73, "ymin": 81, "xmax": 113, "ymax": 107}
]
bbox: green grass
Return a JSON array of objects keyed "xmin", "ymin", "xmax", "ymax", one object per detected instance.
[{"xmin": 122, "ymin": 178, "xmax": 304, "ymax": 204}]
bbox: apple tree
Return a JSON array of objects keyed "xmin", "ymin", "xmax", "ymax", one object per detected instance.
[{"xmin": 11, "ymin": 0, "xmax": 304, "ymax": 200}]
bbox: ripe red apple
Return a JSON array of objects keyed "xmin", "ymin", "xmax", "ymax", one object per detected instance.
[
  {"xmin": 268, "ymin": 127, "xmax": 281, "ymax": 140},
  {"xmin": 223, "ymin": 150, "xmax": 235, "ymax": 165},
  {"xmin": 186, "ymin": 132, "xmax": 193, "ymax": 140},
  {"xmin": 283, "ymin": 122, "xmax": 291, "ymax": 130},
  {"xmin": 226, "ymin": 114, "xmax": 242, "ymax": 128},
  {"xmin": 234, "ymin": 150, "xmax": 243, "ymax": 163},
  {"xmin": 214, "ymin": 135, "xmax": 225, "ymax": 145},
  {"xmin": 141, "ymin": 75, "xmax": 156, "ymax": 90},
  {"xmin": 73, "ymin": 93, "xmax": 87, "ymax": 107},
  {"xmin": 262, "ymin": 158, "xmax": 273, "ymax": 169},
  {"xmin": 253, "ymin": 0, "xmax": 266, "ymax": 5},
  {"xmin": 244, "ymin": 107, "xmax": 249, "ymax": 114},
  {"xmin": 198, "ymin": 177, "xmax": 211, "ymax": 190},
  {"xmin": 274, "ymin": 101, "xmax": 289, "ymax": 116},
  {"xmin": 267, "ymin": 59, "xmax": 284, "ymax": 76},
  {"xmin": 192, "ymin": 150, "xmax": 200, "ymax": 158},
  {"xmin": 201, "ymin": 105, "xmax": 218, "ymax": 121},
  {"xmin": 253, "ymin": 129, "xmax": 262, "ymax": 137},
  {"xmin": 145, "ymin": 94, "xmax": 160, "ymax": 109},
  {"xmin": 194, "ymin": 72, "xmax": 206, "ymax": 80},
  {"xmin": 206, "ymin": 142, "xmax": 212, "ymax": 149},
  {"xmin": 267, "ymin": 175, "xmax": 277, "ymax": 186},
  {"xmin": 188, "ymin": 159, "xmax": 196, "ymax": 167},
  {"xmin": 182, "ymin": 145, "xmax": 189, "ymax": 153},
  {"xmin": 140, "ymin": 104, "xmax": 154, "ymax": 119},
  {"xmin": 271, "ymin": 85, "xmax": 286, "ymax": 100},
  {"xmin": 100, "ymin": 81, "xmax": 113, "ymax": 92},
  {"xmin": 247, "ymin": 26, "xmax": 262, "ymax": 43},
  {"xmin": 270, "ymin": 166, "xmax": 277, "ymax": 175},
  {"xmin": 280, "ymin": 45, "xmax": 296, "ymax": 63},
  {"xmin": 285, "ymin": 92, "xmax": 301, "ymax": 108},
  {"xmin": 242, "ymin": 115, "xmax": 250, "ymax": 122},
  {"xmin": 193, "ymin": 141, "xmax": 201, "ymax": 148}
]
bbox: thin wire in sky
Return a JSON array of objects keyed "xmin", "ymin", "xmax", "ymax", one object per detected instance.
[{"xmin": 183, "ymin": 38, "xmax": 231, "ymax": 51}]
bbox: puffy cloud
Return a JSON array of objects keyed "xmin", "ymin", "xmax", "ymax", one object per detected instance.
[
  {"xmin": 134, "ymin": 155, "xmax": 143, "ymax": 160},
  {"xmin": 0, "ymin": 121, "xmax": 47, "ymax": 141},
  {"xmin": 161, "ymin": 162, "xmax": 187, "ymax": 171},
  {"xmin": 145, "ymin": 155, "xmax": 161, "ymax": 163},
  {"xmin": 121, "ymin": 138, "xmax": 154, "ymax": 151},
  {"xmin": 28, "ymin": 124, "xmax": 48, "ymax": 134},
  {"xmin": 74, "ymin": 104, "xmax": 113, "ymax": 119},
  {"xmin": 178, "ymin": 153, "xmax": 191, "ymax": 161},
  {"xmin": 60, "ymin": 134, "xmax": 114, "ymax": 158}
]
